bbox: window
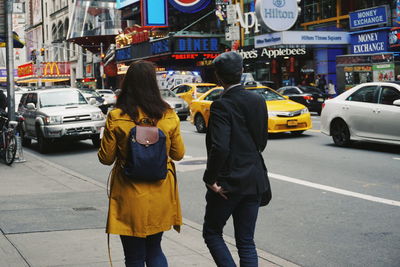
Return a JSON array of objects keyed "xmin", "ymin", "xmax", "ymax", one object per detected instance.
[
  {"xmin": 379, "ymin": 87, "xmax": 400, "ymax": 105},
  {"xmin": 285, "ymin": 88, "xmax": 300, "ymax": 95},
  {"xmin": 196, "ymin": 86, "xmax": 215, "ymax": 93},
  {"xmin": 175, "ymin": 85, "xmax": 190, "ymax": 94},
  {"xmin": 204, "ymin": 90, "xmax": 223, "ymax": 101},
  {"xmin": 347, "ymin": 86, "xmax": 378, "ymax": 103}
]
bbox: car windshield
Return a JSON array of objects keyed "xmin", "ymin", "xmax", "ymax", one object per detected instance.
[
  {"xmin": 299, "ymin": 86, "xmax": 322, "ymax": 93},
  {"xmin": 196, "ymin": 86, "xmax": 215, "ymax": 93},
  {"xmin": 251, "ymin": 88, "xmax": 285, "ymax": 101},
  {"xmin": 40, "ymin": 90, "xmax": 87, "ymax": 107},
  {"xmin": 160, "ymin": 89, "xmax": 176, "ymax": 98},
  {"xmin": 97, "ymin": 90, "xmax": 113, "ymax": 94},
  {"xmin": 81, "ymin": 89, "xmax": 101, "ymax": 97}
]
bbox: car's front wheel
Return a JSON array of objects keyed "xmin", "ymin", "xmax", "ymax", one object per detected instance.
[
  {"xmin": 36, "ymin": 128, "xmax": 50, "ymax": 154},
  {"xmin": 331, "ymin": 119, "xmax": 351, "ymax": 147},
  {"xmin": 194, "ymin": 114, "xmax": 206, "ymax": 133}
]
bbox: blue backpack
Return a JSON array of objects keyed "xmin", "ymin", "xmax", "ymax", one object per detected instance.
[{"xmin": 124, "ymin": 119, "xmax": 168, "ymax": 181}]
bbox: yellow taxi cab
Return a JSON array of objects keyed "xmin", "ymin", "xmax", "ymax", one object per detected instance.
[
  {"xmin": 171, "ymin": 83, "xmax": 217, "ymax": 104},
  {"xmin": 190, "ymin": 86, "xmax": 312, "ymax": 134}
]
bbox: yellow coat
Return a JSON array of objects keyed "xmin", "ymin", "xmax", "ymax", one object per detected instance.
[{"xmin": 98, "ymin": 108, "xmax": 185, "ymax": 237}]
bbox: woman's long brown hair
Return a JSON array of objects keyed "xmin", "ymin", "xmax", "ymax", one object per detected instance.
[{"xmin": 116, "ymin": 60, "xmax": 170, "ymax": 121}]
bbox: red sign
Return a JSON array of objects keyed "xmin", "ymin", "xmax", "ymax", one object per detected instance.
[
  {"xmin": 18, "ymin": 63, "xmax": 34, "ymax": 77},
  {"xmin": 171, "ymin": 53, "xmax": 220, "ymax": 60}
]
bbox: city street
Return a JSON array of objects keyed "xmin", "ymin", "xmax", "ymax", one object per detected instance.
[{"xmin": 23, "ymin": 115, "xmax": 400, "ymax": 267}]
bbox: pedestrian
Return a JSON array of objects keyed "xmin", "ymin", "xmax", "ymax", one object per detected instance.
[
  {"xmin": 318, "ymin": 74, "xmax": 327, "ymax": 92},
  {"xmin": 0, "ymin": 89, "xmax": 7, "ymax": 112},
  {"xmin": 327, "ymin": 80, "xmax": 336, "ymax": 98},
  {"xmin": 98, "ymin": 60, "xmax": 185, "ymax": 267},
  {"xmin": 202, "ymin": 51, "xmax": 271, "ymax": 267}
]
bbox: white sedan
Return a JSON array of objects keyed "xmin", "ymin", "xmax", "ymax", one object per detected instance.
[
  {"xmin": 321, "ymin": 82, "xmax": 400, "ymax": 146},
  {"xmin": 96, "ymin": 89, "xmax": 117, "ymax": 106}
]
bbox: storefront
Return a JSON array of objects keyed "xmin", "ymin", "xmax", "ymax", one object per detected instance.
[
  {"xmin": 17, "ymin": 62, "xmax": 71, "ymax": 85},
  {"xmin": 237, "ymin": 45, "xmax": 313, "ymax": 88},
  {"xmin": 336, "ymin": 53, "xmax": 396, "ymax": 92},
  {"xmin": 115, "ymin": 35, "xmax": 223, "ymax": 83}
]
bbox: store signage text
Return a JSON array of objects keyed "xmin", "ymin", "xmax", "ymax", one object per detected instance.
[
  {"xmin": 171, "ymin": 53, "xmax": 219, "ymax": 60},
  {"xmin": 238, "ymin": 47, "xmax": 306, "ymax": 59},
  {"xmin": 233, "ymin": 3, "xmax": 260, "ymax": 34},
  {"xmin": 116, "ymin": 47, "xmax": 133, "ymax": 61},
  {"xmin": 350, "ymin": 30, "xmax": 388, "ymax": 54},
  {"xmin": 255, "ymin": 31, "xmax": 349, "ymax": 48},
  {"xmin": 175, "ymin": 38, "xmax": 219, "ymax": 52},
  {"xmin": 17, "ymin": 63, "xmax": 34, "ymax": 77},
  {"xmin": 151, "ymin": 39, "xmax": 170, "ymax": 55},
  {"xmin": 349, "ymin": 5, "xmax": 389, "ymax": 29},
  {"xmin": 256, "ymin": 0, "xmax": 299, "ymax": 32}
]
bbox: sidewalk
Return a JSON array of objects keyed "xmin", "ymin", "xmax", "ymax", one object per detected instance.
[{"xmin": 0, "ymin": 152, "xmax": 299, "ymax": 267}]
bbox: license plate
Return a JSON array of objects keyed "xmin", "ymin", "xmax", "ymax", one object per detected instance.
[
  {"xmin": 287, "ymin": 120, "xmax": 298, "ymax": 126},
  {"xmin": 317, "ymin": 98, "xmax": 324, "ymax": 102}
]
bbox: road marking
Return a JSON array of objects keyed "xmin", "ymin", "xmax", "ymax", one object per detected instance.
[
  {"xmin": 393, "ymin": 158, "xmax": 400, "ymax": 161},
  {"xmin": 308, "ymin": 129, "xmax": 321, "ymax": 133},
  {"xmin": 270, "ymin": 172, "xmax": 400, "ymax": 207}
]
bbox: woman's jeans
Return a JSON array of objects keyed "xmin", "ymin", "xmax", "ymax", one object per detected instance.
[
  {"xmin": 120, "ymin": 232, "xmax": 168, "ymax": 267},
  {"xmin": 203, "ymin": 191, "xmax": 262, "ymax": 267}
]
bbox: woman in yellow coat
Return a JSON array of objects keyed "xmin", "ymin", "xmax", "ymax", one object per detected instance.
[{"xmin": 98, "ymin": 60, "xmax": 185, "ymax": 267}]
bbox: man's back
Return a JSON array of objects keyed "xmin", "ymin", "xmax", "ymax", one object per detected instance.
[
  {"xmin": 204, "ymin": 85, "xmax": 268, "ymax": 195},
  {"xmin": 0, "ymin": 90, "xmax": 7, "ymax": 111}
]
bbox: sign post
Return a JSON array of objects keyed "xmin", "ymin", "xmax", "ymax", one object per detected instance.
[{"xmin": 5, "ymin": 0, "xmax": 15, "ymax": 120}]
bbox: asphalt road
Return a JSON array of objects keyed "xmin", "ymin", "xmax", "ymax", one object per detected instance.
[{"xmin": 24, "ymin": 115, "xmax": 400, "ymax": 267}]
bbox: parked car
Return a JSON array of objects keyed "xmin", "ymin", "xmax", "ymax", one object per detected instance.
[
  {"xmin": 96, "ymin": 89, "xmax": 117, "ymax": 106},
  {"xmin": 79, "ymin": 88, "xmax": 109, "ymax": 114},
  {"xmin": 320, "ymin": 82, "xmax": 400, "ymax": 147},
  {"xmin": 171, "ymin": 83, "xmax": 216, "ymax": 104},
  {"xmin": 190, "ymin": 86, "xmax": 312, "ymax": 135},
  {"xmin": 276, "ymin": 85, "xmax": 326, "ymax": 115},
  {"xmin": 18, "ymin": 88, "xmax": 106, "ymax": 153},
  {"xmin": 160, "ymin": 88, "xmax": 189, "ymax": 121}
]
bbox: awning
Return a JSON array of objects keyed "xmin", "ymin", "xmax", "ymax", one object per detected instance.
[
  {"xmin": 16, "ymin": 77, "xmax": 70, "ymax": 84},
  {"xmin": 0, "ymin": 32, "xmax": 25, "ymax": 48}
]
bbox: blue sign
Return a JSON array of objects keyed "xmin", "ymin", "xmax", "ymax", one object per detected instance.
[
  {"xmin": 350, "ymin": 30, "xmax": 388, "ymax": 54},
  {"xmin": 142, "ymin": 0, "xmax": 168, "ymax": 27},
  {"xmin": 151, "ymin": 39, "xmax": 170, "ymax": 55},
  {"xmin": 116, "ymin": 0, "xmax": 139, "ymax": 9},
  {"xmin": 175, "ymin": 38, "xmax": 219, "ymax": 52},
  {"xmin": 116, "ymin": 47, "xmax": 133, "ymax": 62},
  {"xmin": 349, "ymin": 6, "xmax": 389, "ymax": 29}
]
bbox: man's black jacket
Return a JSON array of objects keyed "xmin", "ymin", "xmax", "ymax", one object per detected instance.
[
  {"xmin": 203, "ymin": 85, "xmax": 268, "ymax": 195},
  {"xmin": 0, "ymin": 91, "xmax": 7, "ymax": 111}
]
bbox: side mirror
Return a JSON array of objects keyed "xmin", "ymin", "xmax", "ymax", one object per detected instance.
[
  {"xmin": 27, "ymin": 103, "xmax": 36, "ymax": 110},
  {"xmin": 89, "ymin": 98, "xmax": 97, "ymax": 105},
  {"xmin": 394, "ymin": 99, "xmax": 400, "ymax": 106}
]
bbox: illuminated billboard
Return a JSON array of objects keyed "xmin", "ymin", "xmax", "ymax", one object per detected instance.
[{"xmin": 116, "ymin": 0, "xmax": 139, "ymax": 9}]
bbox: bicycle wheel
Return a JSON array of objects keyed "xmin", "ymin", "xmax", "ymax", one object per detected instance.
[{"xmin": 5, "ymin": 133, "xmax": 17, "ymax": 165}]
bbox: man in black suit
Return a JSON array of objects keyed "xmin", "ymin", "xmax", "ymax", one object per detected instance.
[{"xmin": 202, "ymin": 51, "xmax": 270, "ymax": 267}]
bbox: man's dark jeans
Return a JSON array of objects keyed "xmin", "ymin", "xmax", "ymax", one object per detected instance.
[{"xmin": 203, "ymin": 190, "xmax": 262, "ymax": 267}]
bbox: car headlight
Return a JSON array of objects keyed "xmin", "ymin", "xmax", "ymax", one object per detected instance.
[
  {"xmin": 300, "ymin": 108, "xmax": 309, "ymax": 114},
  {"xmin": 44, "ymin": 116, "xmax": 62, "ymax": 125},
  {"xmin": 268, "ymin": 112, "xmax": 279, "ymax": 117},
  {"xmin": 91, "ymin": 112, "xmax": 104, "ymax": 121},
  {"xmin": 103, "ymin": 100, "xmax": 108, "ymax": 105}
]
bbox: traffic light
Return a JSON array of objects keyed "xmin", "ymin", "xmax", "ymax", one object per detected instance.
[{"xmin": 40, "ymin": 48, "xmax": 45, "ymax": 56}]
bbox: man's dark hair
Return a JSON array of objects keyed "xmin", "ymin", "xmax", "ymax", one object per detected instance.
[
  {"xmin": 215, "ymin": 70, "xmax": 242, "ymax": 85},
  {"xmin": 116, "ymin": 60, "xmax": 170, "ymax": 121}
]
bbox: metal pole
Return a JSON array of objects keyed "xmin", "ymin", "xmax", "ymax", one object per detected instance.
[
  {"xmin": 100, "ymin": 42, "xmax": 104, "ymax": 89},
  {"xmin": 5, "ymin": 0, "xmax": 15, "ymax": 121}
]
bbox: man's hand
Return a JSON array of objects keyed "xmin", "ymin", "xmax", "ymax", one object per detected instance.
[{"xmin": 206, "ymin": 182, "xmax": 228, "ymax": 199}]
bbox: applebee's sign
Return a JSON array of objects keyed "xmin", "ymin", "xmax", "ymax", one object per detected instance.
[{"xmin": 256, "ymin": 0, "xmax": 299, "ymax": 32}]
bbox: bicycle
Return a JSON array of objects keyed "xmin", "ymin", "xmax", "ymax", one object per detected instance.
[{"xmin": 0, "ymin": 115, "xmax": 18, "ymax": 165}]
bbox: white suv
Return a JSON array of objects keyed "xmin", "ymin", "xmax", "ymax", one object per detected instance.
[{"xmin": 18, "ymin": 88, "xmax": 106, "ymax": 153}]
